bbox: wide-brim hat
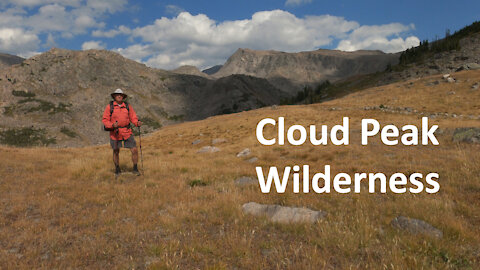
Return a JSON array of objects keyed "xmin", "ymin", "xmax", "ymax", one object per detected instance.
[{"xmin": 111, "ymin": 88, "xmax": 127, "ymax": 99}]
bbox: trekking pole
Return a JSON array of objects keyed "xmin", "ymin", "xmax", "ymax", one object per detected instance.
[{"xmin": 138, "ymin": 126, "xmax": 144, "ymax": 173}]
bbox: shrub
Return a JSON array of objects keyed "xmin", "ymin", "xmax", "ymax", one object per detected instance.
[{"xmin": 0, "ymin": 127, "xmax": 56, "ymax": 147}]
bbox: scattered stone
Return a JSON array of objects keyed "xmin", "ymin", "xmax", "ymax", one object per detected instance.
[
  {"xmin": 452, "ymin": 127, "xmax": 480, "ymax": 143},
  {"xmin": 457, "ymin": 62, "xmax": 480, "ymax": 71},
  {"xmin": 446, "ymin": 77, "xmax": 455, "ymax": 83},
  {"xmin": 271, "ymin": 105, "xmax": 278, "ymax": 110},
  {"xmin": 236, "ymin": 148, "xmax": 251, "ymax": 157},
  {"xmin": 212, "ymin": 138, "xmax": 227, "ymax": 144},
  {"xmin": 246, "ymin": 157, "xmax": 258, "ymax": 163},
  {"xmin": 197, "ymin": 146, "xmax": 220, "ymax": 153},
  {"xmin": 391, "ymin": 216, "xmax": 443, "ymax": 238},
  {"xmin": 234, "ymin": 176, "xmax": 257, "ymax": 186},
  {"xmin": 192, "ymin": 139, "xmax": 201, "ymax": 145},
  {"xmin": 447, "ymin": 91, "xmax": 456, "ymax": 95},
  {"xmin": 261, "ymin": 248, "xmax": 274, "ymax": 256},
  {"xmin": 242, "ymin": 202, "xmax": 327, "ymax": 224},
  {"xmin": 145, "ymin": 257, "xmax": 162, "ymax": 267},
  {"xmin": 442, "ymin": 74, "xmax": 451, "ymax": 79},
  {"xmin": 472, "ymin": 83, "xmax": 479, "ymax": 90}
]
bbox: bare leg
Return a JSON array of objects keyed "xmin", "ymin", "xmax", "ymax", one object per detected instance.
[{"xmin": 130, "ymin": 147, "xmax": 138, "ymax": 165}]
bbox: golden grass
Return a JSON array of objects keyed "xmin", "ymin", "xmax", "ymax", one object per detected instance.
[{"xmin": 1, "ymin": 70, "xmax": 480, "ymax": 269}]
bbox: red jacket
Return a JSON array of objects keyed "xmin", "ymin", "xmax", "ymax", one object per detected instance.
[{"xmin": 102, "ymin": 101, "xmax": 139, "ymax": 140}]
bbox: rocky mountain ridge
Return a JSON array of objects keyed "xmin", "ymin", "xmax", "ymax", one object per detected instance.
[
  {"xmin": 211, "ymin": 48, "xmax": 400, "ymax": 94},
  {"xmin": 0, "ymin": 48, "xmax": 287, "ymax": 147}
]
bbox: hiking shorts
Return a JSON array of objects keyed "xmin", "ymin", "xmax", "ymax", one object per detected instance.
[{"xmin": 110, "ymin": 135, "xmax": 137, "ymax": 149}]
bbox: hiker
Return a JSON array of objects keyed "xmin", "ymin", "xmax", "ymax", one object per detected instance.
[{"xmin": 102, "ymin": 89, "xmax": 142, "ymax": 175}]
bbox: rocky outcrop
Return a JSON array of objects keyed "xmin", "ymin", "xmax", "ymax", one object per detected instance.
[
  {"xmin": 242, "ymin": 202, "xmax": 327, "ymax": 224},
  {"xmin": 453, "ymin": 128, "xmax": 480, "ymax": 143},
  {"xmin": 391, "ymin": 216, "xmax": 443, "ymax": 238}
]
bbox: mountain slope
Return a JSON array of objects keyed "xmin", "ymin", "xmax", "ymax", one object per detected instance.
[
  {"xmin": 0, "ymin": 48, "xmax": 287, "ymax": 147},
  {"xmin": 0, "ymin": 53, "xmax": 24, "ymax": 70},
  {"xmin": 212, "ymin": 48, "xmax": 400, "ymax": 94}
]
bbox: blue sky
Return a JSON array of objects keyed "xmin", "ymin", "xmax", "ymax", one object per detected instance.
[{"xmin": 0, "ymin": 0, "xmax": 478, "ymax": 69}]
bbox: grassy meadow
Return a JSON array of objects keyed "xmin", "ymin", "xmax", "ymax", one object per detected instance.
[{"xmin": 1, "ymin": 70, "xmax": 480, "ymax": 269}]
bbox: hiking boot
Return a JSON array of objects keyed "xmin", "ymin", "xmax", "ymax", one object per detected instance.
[
  {"xmin": 133, "ymin": 164, "xmax": 140, "ymax": 176},
  {"xmin": 115, "ymin": 165, "xmax": 121, "ymax": 175}
]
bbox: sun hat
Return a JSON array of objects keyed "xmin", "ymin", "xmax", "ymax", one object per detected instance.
[{"xmin": 111, "ymin": 88, "xmax": 127, "ymax": 99}]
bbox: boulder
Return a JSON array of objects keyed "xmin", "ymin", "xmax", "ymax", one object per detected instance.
[
  {"xmin": 247, "ymin": 157, "xmax": 258, "ymax": 163},
  {"xmin": 391, "ymin": 216, "xmax": 443, "ymax": 238},
  {"xmin": 192, "ymin": 139, "xmax": 201, "ymax": 145},
  {"xmin": 234, "ymin": 176, "xmax": 257, "ymax": 186},
  {"xmin": 457, "ymin": 62, "xmax": 480, "ymax": 71},
  {"xmin": 212, "ymin": 138, "xmax": 227, "ymax": 144},
  {"xmin": 197, "ymin": 146, "xmax": 220, "ymax": 153},
  {"xmin": 452, "ymin": 127, "xmax": 480, "ymax": 143},
  {"xmin": 236, "ymin": 148, "xmax": 251, "ymax": 157},
  {"xmin": 242, "ymin": 202, "xmax": 327, "ymax": 224}
]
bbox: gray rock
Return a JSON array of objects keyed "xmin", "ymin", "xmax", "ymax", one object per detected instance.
[
  {"xmin": 234, "ymin": 176, "xmax": 257, "ymax": 186},
  {"xmin": 391, "ymin": 216, "xmax": 443, "ymax": 238},
  {"xmin": 242, "ymin": 202, "xmax": 327, "ymax": 224},
  {"xmin": 453, "ymin": 127, "xmax": 480, "ymax": 143},
  {"xmin": 457, "ymin": 62, "xmax": 480, "ymax": 71},
  {"xmin": 197, "ymin": 146, "xmax": 220, "ymax": 153},
  {"xmin": 212, "ymin": 138, "xmax": 227, "ymax": 144},
  {"xmin": 192, "ymin": 139, "xmax": 201, "ymax": 145},
  {"xmin": 447, "ymin": 77, "xmax": 455, "ymax": 83},
  {"xmin": 472, "ymin": 83, "xmax": 479, "ymax": 90},
  {"xmin": 236, "ymin": 148, "xmax": 251, "ymax": 157},
  {"xmin": 246, "ymin": 157, "xmax": 258, "ymax": 163}
]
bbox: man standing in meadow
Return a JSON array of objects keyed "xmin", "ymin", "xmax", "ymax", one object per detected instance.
[{"xmin": 102, "ymin": 89, "xmax": 142, "ymax": 176}]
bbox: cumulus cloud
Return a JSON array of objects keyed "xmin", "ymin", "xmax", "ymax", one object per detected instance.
[
  {"xmin": 81, "ymin": 40, "xmax": 105, "ymax": 50},
  {"xmin": 336, "ymin": 23, "xmax": 420, "ymax": 52},
  {"xmin": 0, "ymin": 0, "xmax": 127, "ymax": 55},
  {"xmin": 285, "ymin": 0, "xmax": 312, "ymax": 7},
  {"xmin": 107, "ymin": 10, "xmax": 417, "ymax": 70},
  {"xmin": 0, "ymin": 27, "xmax": 40, "ymax": 56}
]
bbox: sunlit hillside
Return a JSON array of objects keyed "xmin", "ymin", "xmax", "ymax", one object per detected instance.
[{"xmin": 1, "ymin": 70, "xmax": 479, "ymax": 269}]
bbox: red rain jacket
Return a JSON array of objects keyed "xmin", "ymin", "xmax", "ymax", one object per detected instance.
[{"xmin": 102, "ymin": 101, "xmax": 139, "ymax": 140}]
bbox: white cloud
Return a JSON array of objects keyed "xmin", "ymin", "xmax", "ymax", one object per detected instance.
[
  {"xmin": 0, "ymin": 0, "xmax": 127, "ymax": 55},
  {"xmin": 165, "ymin": 4, "xmax": 184, "ymax": 15},
  {"xmin": 107, "ymin": 10, "xmax": 417, "ymax": 70},
  {"xmin": 285, "ymin": 0, "xmax": 312, "ymax": 7},
  {"xmin": 0, "ymin": 27, "xmax": 40, "ymax": 56},
  {"xmin": 81, "ymin": 40, "xmax": 105, "ymax": 50},
  {"xmin": 336, "ymin": 23, "xmax": 420, "ymax": 53},
  {"xmin": 92, "ymin": 25, "xmax": 131, "ymax": 38},
  {"xmin": 113, "ymin": 10, "xmax": 359, "ymax": 69}
]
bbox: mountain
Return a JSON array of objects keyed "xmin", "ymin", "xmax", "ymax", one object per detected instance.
[
  {"xmin": 211, "ymin": 48, "xmax": 400, "ymax": 94},
  {"xmin": 0, "ymin": 48, "xmax": 287, "ymax": 147},
  {"xmin": 172, "ymin": 65, "xmax": 212, "ymax": 78},
  {"xmin": 0, "ymin": 53, "xmax": 24, "ymax": 70},
  {"xmin": 202, "ymin": 65, "xmax": 223, "ymax": 75}
]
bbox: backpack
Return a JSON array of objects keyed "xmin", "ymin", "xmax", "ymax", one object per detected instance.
[{"xmin": 103, "ymin": 101, "xmax": 131, "ymax": 131}]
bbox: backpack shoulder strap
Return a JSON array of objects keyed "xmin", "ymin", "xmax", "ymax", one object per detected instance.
[
  {"xmin": 109, "ymin": 101, "xmax": 114, "ymax": 116},
  {"xmin": 124, "ymin": 101, "xmax": 130, "ymax": 112}
]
